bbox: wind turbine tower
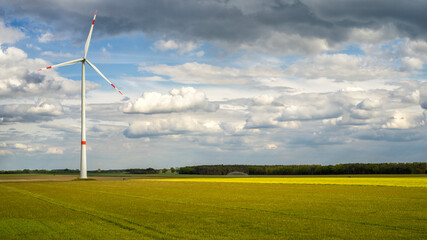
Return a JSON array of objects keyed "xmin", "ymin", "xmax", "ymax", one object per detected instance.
[{"xmin": 38, "ymin": 11, "xmax": 123, "ymax": 178}]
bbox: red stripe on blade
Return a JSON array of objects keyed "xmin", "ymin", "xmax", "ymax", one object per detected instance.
[
  {"xmin": 81, "ymin": 141, "xmax": 86, "ymax": 145},
  {"xmin": 46, "ymin": 66, "xmax": 52, "ymax": 69},
  {"xmin": 92, "ymin": 20, "xmax": 95, "ymax": 25},
  {"xmin": 111, "ymin": 84, "xmax": 116, "ymax": 88}
]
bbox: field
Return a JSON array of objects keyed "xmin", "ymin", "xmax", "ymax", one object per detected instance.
[
  {"xmin": 135, "ymin": 175, "xmax": 427, "ymax": 187},
  {"xmin": 0, "ymin": 175, "xmax": 426, "ymax": 239}
]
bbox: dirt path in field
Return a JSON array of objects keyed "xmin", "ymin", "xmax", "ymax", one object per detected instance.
[{"xmin": 0, "ymin": 175, "xmax": 166, "ymax": 182}]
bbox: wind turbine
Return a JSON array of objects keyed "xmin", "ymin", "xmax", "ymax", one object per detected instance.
[{"xmin": 38, "ymin": 11, "xmax": 123, "ymax": 178}]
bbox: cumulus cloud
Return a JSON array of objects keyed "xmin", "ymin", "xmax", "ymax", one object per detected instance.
[
  {"xmin": 279, "ymin": 105, "xmax": 342, "ymax": 121},
  {"xmin": 264, "ymin": 143, "xmax": 278, "ymax": 150},
  {"xmin": 139, "ymin": 52, "xmax": 415, "ymax": 91},
  {"xmin": 41, "ymin": 51, "xmax": 76, "ymax": 58},
  {"xmin": 26, "ymin": 44, "xmax": 41, "ymax": 51},
  {"xmin": 153, "ymin": 40, "xmax": 200, "ymax": 54},
  {"xmin": 139, "ymin": 62, "xmax": 286, "ymax": 85},
  {"xmin": 137, "ymin": 52, "xmax": 416, "ymax": 89},
  {"xmin": 0, "ymin": 20, "xmax": 25, "ymax": 44},
  {"xmin": 10, "ymin": 143, "xmax": 40, "ymax": 152},
  {"xmin": 140, "ymin": 63, "xmax": 250, "ymax": 85},
  {"xmin": 347, "ymin": 26, "xmax": 398, "ymax": 44},
  {"xmin": 46, "ymin": 147, "xmax": 64, "ymax": 154},
  {"xmin": 381, "ymin": 111, "xmax": 424, "ymax": 129},
  {"xmin": 38, "ymin": 32, "xmax": 55, "ymax": 43},
  {"xmin": 0, "ymin": 99, "xmax": 63, "ymax": 123},
  {"xmin": 276, "ymin": 93, "xmax": 345, "ymax": 121},
  {"xmin": 124, "ymin": 116, "xmax": 222, "ymax": 138},
  {"xmin": 13, "ymin": 143, "xmax": 27, "ymax": 149},
  {"xmin": 123, "ymin": 87, "xmax": 218, "ymax": 114},
  {"xmin": 403, "ymin": 40, "xmax": 427, "ymax": 59},
  {"xmin": 354, "ymin": 128, "xmax": 425, "ymax": 142},
  {"xmin": 245, "ymin": 105, "xmax": 301, "ymax": 129},
  {"xmin": 389, "ymin": 81, "xmax": 422, "ymax": 105},
  {"xmin": 244, "ymin": 92, "xmax": 361, "ymax": 129},
  {"xmin": 347, "ymin": 98, "xmax": 382, "ymax": 121},
  {"xmin": 37, "ymin": 32, "xmax": 67, "ymax": 43},
  {"xmin": 253, "ymin": 94, "xmax": 275, "ymax": 105},
  {"xmin": 0, "ymin": 46, "xmax": 97, "ymax": 98},
  {"xmin": 245, "ymin": 113, "xmax": 281, "ymax": 129},
  {"xmin": 246, "ymin": 116, "xmax": 301, "ymax": 129},
  {"xmin": 247, "ymin": 90, "xmax": 400, "ymax": 129},
  {"xmin": 356, "ymin": 98, "xmax": 382, "ymax": 110},
  {"xmin": 220, "ymin": 121, "xmax": 245, "ymax": 135},
  {"xmin": 0, "ymin": 149, "xmax": 12, "ymax": 155},
  {"xmin": 285, "ymin": 53, "xmax": 404, "ymax": 81},
  {"xmin": 30, "ymin": 99, "xmax": 63, "ymax": 115},
  {"xmin": 195, "ymin": 51, "xmax": 204, "ymax": 57},
  {"xmin": 401, "ymin": 57, "xmax": 424, "ymax": 71},
  {"xmin": 240, "ymin": 31, "xmax": 331, "ymax": 55},
  {"xmin": 40, "ymin": 122, "xmax": 80, "ymax": 133}
]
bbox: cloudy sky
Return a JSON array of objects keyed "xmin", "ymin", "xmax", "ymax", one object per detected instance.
[{"xmin": 1, "ymin": 0, "xmax": 427, "ymax": 170}]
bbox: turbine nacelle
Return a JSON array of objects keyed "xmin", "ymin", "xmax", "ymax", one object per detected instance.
[{"xmin": 37, "ymin": 12, "xmax": 122, "ymax": 94}]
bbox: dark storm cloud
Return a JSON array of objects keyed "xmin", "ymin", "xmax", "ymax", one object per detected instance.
[
  {"xmin": 307, "ymin": 0, "xmax": 427, "ymax": 39},
  {"xmin": 2, "ymin": 0, "xmax": 427, "ymax": 52},
  {"xmin": 1, "ymin": 0, "xmax": 261, "ymax": 42}
]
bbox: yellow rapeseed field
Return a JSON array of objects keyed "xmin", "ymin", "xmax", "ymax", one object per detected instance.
[{"xmin": 135, "ymin": 176, "xmax": 427, "ymax": 187}]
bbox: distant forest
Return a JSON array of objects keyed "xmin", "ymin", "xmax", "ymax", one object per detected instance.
[
  {"xmin": 1, "ymin": 162, "xmax": 425, "ymax": 175},
  {"xmin": 178, "ymin": 162, "xmax": 426, "ymax": 175},
  {"xmin": 0, "ymin": 168, "xmax": 160, "ymax": 175}
]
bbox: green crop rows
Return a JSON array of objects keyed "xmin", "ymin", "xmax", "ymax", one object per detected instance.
[{"xmin": 0, "ymin": 176, "xmax": 426, "ymax": 239}]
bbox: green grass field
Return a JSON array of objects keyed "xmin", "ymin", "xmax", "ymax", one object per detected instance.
[{"xmin": 0, "ymin": 175, "xmax": 426, "ymax": 239}]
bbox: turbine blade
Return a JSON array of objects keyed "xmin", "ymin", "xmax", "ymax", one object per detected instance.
[
  {"xmin": 86, "ymin": 59, "xmax": 123, "ymax": 95},
  {"xmin": 37, "ymin": 58, "xmax": 83, "ymax": 71},
  {"xmin": 84, "ymin": 10, "xmax": 97, "ymax": 59}
]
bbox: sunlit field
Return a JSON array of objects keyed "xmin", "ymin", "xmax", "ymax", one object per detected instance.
[
  {"xmin": 0, "ymin": 175, "xmax": 426, "ymax": 239},
  {"xmin": 135, "ymin": 175, "xmax": 427, "ymax": 188}
]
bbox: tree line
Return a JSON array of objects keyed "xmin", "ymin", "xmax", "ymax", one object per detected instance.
[
  {"xmin": 0, "ymin": 168, "xmax": 80, "ymax": 174},
  {"xmin": 0, "ymin": 168, "xmax": 170, "ymax": 175},
  {"xmin": 1, "ymin": 163, "xmax": 425, "ymax": 175},
  {"xmin": 178, "ymin": 162, "xmax": 426, "ymax": 175}
]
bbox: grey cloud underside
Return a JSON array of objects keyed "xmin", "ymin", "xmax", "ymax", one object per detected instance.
[
  {"xmin": 0, "ymin": 46, "xmax": 98, "ymax": 99},
  {"xmin": 1, "ymin": 71, "xmax": 80, "ymax": 98},
  {"xmin": 354, "ymin": 128, "xmax": 426, "ymax": 142},
  {"xmin": 0, "ymin": 100, "xmax": 63, "ymax": 124},
  {"xmin": 120, "ymin": 82, "xmax": 427, "ymax": 144},
  {"xmin": 420, "ymin": 83, "xmax": 427, "ymax": 110},
  {"xmin": 308, "ymin": 0, "xmax": 427, "ymax": 39},
  {"xmin": 3, "ymin": 0, "xmax": 427, "ymax": 51},
  {"xmin": 123, "ymin": 87, "xmax": 219, "ymax": 114}
]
